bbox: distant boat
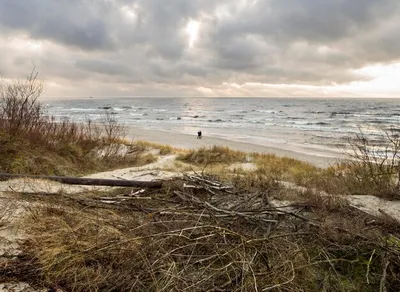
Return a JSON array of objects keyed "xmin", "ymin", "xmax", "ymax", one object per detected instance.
[{"xmin": 89, "ymin": 96, "xmax": 94, "ymax": 98}]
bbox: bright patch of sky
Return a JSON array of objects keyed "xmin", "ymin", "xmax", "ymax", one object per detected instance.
[{"xmin": 186, "ymin": 20, "xmax": 200, "ymax": 47}]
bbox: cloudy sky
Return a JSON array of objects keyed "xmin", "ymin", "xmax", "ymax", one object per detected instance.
[{"xmin": 1, "ymin": 0, "xmax": 400, "ymax": 98}]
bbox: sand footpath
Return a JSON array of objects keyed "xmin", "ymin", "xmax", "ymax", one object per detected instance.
[{"xmin": 125, "ymin": 125, "xmax": 342, "ymax": 168}]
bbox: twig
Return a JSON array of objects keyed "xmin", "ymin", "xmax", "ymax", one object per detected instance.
[
  {"xmin": 380, "ymin": 256, "xmax": 389, "ymax": 292},
  {"xmin": 366, "ymin": 249, "xmax": 375, "ymax": 284},
  {"xmin": 129, "ymin": 189, "xmax": 146, "ymax": 197}
]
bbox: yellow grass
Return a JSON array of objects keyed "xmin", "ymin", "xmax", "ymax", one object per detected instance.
[
  {"xmin": 134, "ymin": 140, "xmax": 177, "ymax": 155},
  {"xmin": 177, "ymin": 145, "xmax": 247, "ymax": 165}
]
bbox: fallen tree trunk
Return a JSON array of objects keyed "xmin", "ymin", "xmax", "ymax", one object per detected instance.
[{"xmin": 0, "ymin": 173, "xmax": 162, "ymax": 188}]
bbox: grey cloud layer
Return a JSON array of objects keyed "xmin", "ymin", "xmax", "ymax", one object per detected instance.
[{"xmin": 0, "ymin": 0, "xmax": 399, "ymax": 96}]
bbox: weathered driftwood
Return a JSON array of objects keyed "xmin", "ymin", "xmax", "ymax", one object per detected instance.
[{"xmin": 0, "ymin": 173, "xmax": 162, "ymax": 188}]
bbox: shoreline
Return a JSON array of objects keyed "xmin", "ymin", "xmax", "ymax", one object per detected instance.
[{"xmin": 125, "ymin": 125, "xmax": 343, "ymax": 168}]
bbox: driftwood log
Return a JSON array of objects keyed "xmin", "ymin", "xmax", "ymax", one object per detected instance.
[{"xmin": 0, "ymin": 173, "xmax": 162, "ymax": 188}]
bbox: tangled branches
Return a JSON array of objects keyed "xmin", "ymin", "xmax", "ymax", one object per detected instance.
[{"xmin": 6, "ymin": 174, "xmax": 400, "ymax": 291}]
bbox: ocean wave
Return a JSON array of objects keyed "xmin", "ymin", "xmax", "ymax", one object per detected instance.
[
  {"xmin": 256, "ymin": 110, "xmax": 275, "ymax": 114},
  {"xmin": 208, "ymin": 119, "xmax": 224, "ymax": 122},
  {"xmin": 69, "ymin": 108, "xmax": 97, "ymax": 111},
  {"xmin": 330, "ymin": 111, "xmax": 352, "ymax": 117},
  {"xmin": 365, "ymin": 119, "xmax": 393, "ymax": 124},
  {"xmin": 306, "ymin": 111, "xmax": 325, "ymax": 114},
  {"xmin": 113, "ymin": 107, "xmax": 126, "ymax": 112},
  {"xmin": 384, "ymin": 127, "xmax": 400, "ymax": 132}
]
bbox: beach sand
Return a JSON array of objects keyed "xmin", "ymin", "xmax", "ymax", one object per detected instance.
[{"xmin": 126, "ymin": 125, "xmax": 342, "ymax": 168}]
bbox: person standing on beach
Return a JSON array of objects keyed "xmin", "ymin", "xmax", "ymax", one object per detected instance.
[{"xmin": 197, "ymin": 131, "xmax": 202, "ymax": 139}]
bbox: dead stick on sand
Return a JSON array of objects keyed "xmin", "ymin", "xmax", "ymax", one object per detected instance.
[{"xmin": 0, "ymin": 173, "xmax": 163, "ymax": 188}]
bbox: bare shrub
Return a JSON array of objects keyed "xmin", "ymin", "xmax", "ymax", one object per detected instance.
[
  {"xmin": 101, "ymin": 110, "xmax": 127, "ymax": 143},
  {"xmin": 333, "ymin": 129, "xmax": 400, "ymax": 199},
  {"xmin": 0, "ymin": 68, "xmax": 44, "ymax": 137}
]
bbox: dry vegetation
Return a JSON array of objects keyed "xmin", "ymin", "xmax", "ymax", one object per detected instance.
[
  {"xmin": 134, "ymin": 140, "xmax": 176, "ymax": 155},
  {"xmin": 177, "ymin": 145, "xmax": 247, "ymax": 165},
  {"xmin": 1, "ymin": 175, "xmax": 399, "ymax": 291},
  {"xmin": 0, "ymin": 69, "xmax": 153, "ymax": 176},
  {"xmin": 248, "ymin": 133, "xmax": 400, "ymax": 200}
]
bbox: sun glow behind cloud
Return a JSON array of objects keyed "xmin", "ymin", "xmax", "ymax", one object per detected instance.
[
  {"xmin": 121, "ymin": 5, "xmax": 137, "ymax": 21},
  {"xmin": 186, "ymin": 20, "xmax": 200, "ymax": 47}
]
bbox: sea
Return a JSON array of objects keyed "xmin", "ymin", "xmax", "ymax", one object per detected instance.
[{"xmin": 43, "ymin": 97, "xmax": 400, "ymax": 157}]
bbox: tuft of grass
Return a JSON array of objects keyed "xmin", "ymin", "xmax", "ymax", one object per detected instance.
[
  {"xmin": 177, "ymin": 145, "xmax": 247, "ymax": 165},
  {"xmin": 252, "ymin": 153, "xmax": 321, "ymax": 183},
  {"xmin": 134, "ymin": 140, "xmax": 176, "ymax": 155}
]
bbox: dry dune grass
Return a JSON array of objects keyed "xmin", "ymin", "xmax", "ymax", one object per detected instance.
[
  {"xmin": 177, "ymin": 145, "xmax": 247, "ymax": 165},
  {"xmin": 134, "ymin": 140, "xmax": 177, "ymax": 155},
  {"xmin": 1, "ymin": 176, "xmax": 398, "ymax": 291},
  {"xmin": 252, "ymin": 147, "xmax": 400, "ymax": 200},
  {"xmin": 252, "ymin": 153, "xmax": 322, "ymax": 185}
]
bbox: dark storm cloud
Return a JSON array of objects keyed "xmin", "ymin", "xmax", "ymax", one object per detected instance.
[
  {"xmin": 215, "ymin": 0, "xmax": 391, "ymax": 41},
  {"xmin": 0, "ymin": 0, "xmax": 400, "ymax": 96},
  {"xmin": 0, "ymin": 0, "xmax": 114, "ymax": 50},
  {"xmin": 203, "ymin": 0, "xmax": 400, "ymax": 81}
]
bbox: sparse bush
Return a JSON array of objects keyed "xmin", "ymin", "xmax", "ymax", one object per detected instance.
[
  {"xmin": 0, "ymin": 68, "xmax": 44, "ymax": 137},
  {"xmin": 321, "ymin": 130, "xmax": 400, "ymax": 199},
  {"xmin": 101, "ymin": 110, "xmax": 127, "ymax": 143}
]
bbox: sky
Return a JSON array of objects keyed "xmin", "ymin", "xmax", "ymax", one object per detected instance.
[{"xmin": 0, "ymin": 0, "xmax": 400, "ymax": 98}]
